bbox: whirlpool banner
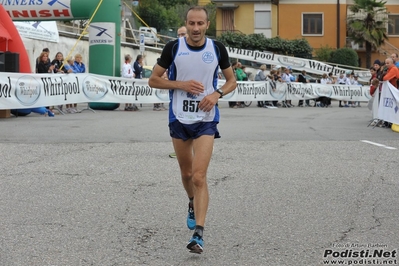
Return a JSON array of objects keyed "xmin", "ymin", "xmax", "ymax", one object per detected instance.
[
  {"xmin": 226, "ymin": 47, "xmax": 372, "ymax": 83},
  {"xmin": 0, "ymin": 72, "xmax": 373, "ymax": 110}
]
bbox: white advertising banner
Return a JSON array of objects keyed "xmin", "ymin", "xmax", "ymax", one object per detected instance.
[
  {"xmin": 0, "ymin": 73, "xmax": 169, "ymax": 109},
  {"xmin": 222, "ymin": 80, "xmax": 372, "ymax": 102},
  {"xmin": 2, "ymin": 0, "xmax": 73, "ymax": 20},
  {"xmin": 0, "ymin": 72, "xmax": 376, "ymax": 110},
  {"xmin": 14, "ymin": 21, "xmax": 59, "ymax": 43},
  {"xmin": 378, "ymin": 81, "xmax": 399, "ymax": 124},
  {"xmin": 372, "ymin": 92, "xmax": 379, "ymax": 120},
  {"xmin": 227, "ymin": 47, "xmax": 372, "ymax": 83}
]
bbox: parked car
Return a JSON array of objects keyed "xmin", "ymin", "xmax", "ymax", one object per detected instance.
[
  {"xmin": 142, "ymin": 32, "xmax": 156, "ymax": 46},
  {"xmin": 139, "ymin": 26, "xmax": 160, "ymax": 42},
  {"xmin": 142, "ymin": 66, "xmax": 153, "ymax": 78}
]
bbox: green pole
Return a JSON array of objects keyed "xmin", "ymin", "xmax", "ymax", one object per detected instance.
[{"xmin": 72, "ymin": 0, "xmax": 121, "ymax": 76}]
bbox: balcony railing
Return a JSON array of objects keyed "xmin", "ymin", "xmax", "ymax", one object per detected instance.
[
  {"xmin": 55, "ymin": 20, "xmax": 172, "ymax": 49},
  {"xmin": 346, "ymin": 37, "xmax": 399, "ymax": 56}
]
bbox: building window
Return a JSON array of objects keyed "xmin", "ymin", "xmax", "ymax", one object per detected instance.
[
  {"xmin": 388, "ymin": 14, "xmax": 399, "ymax": 35},
  {"xmin": 255, "ymin": 11, "xmax": 271, "ymax": 29},
  {"xmin": 302, "ymin": 13, "xmax": 323, "ymax": 36}
]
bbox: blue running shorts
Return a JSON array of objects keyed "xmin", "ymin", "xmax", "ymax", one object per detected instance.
[{"xmin": 169, "ymin": 120, "xmax": 221, "ymax": 140}]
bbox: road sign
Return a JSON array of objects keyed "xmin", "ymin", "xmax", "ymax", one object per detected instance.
[{"xmin": 139, "ymin": 33, "xmax": 145, "ymax": 53}]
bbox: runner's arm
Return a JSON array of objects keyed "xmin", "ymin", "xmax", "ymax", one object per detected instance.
[{"xmin": 149, "ymin": 64, "xmax": 204, "ymax": 95}]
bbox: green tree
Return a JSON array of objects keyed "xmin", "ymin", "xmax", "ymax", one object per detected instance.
[
  {"xmin": 136, "ymin": 0, "xmax": 209, "ymax": 34},
  {"xmin": 314, "ymin": 45, "xmax": 334, "ymax": 62},
  {"xmin": 136, "ymin": 0, "xmax": 169, "ymax": 30},
  {"xmin": 205, "ymin": 2, "xmax": 217, "ymax": 37},
  {"xmin": 347, "ymin": 0, "xmax": 390, "ymax": 68},
  {"xmin": 329, "ymin": 48, "xmax": 359, "ymax": 67},
  {"xmin": 161, "ymin": 0, "xmax": 197, "ymax": 9}
]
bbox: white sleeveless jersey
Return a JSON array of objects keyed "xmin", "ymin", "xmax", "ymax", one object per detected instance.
[{"xmin": 169, "ymin": 38, "xmax": 220, "ymax": 124}]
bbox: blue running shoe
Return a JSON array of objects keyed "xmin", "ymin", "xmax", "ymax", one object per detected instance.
[
  {"xmin": 187, "ymin": 235, "xmax": 204, "ymax": 254},
  {"xmin": 187, "ymin": 205, "xmax": 195, "ymax": 230},
  {"xmin": 47, "ymin": 110, "xmax": 55, "ymax": 117}
]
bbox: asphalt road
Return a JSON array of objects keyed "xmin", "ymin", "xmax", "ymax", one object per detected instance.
[{"xmin": 0, "ymin": 101, "xmax": 398, "ymax": 266}]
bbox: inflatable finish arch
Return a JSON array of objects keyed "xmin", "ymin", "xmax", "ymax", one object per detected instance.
[
  {"xmin": 0, "ymin": 4, "xmax": 31, "ymax": 73},
  {"xmin": 1, "ymin": 0, "xmax": 121, "ymax": 76}
]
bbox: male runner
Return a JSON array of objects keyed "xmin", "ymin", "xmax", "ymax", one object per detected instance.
[{"xmin": 148, "ymin": 6, "xmax": 236, "ymax": 254}]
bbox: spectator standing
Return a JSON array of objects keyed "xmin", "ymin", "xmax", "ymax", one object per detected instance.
[
  {"xmin": 328, "ymin": 72, "xmax": 336, "ymax": 84},
  {"xmin": 51, "ymin": 52, "xmax": 67, "ymax": 112},
  {"xmin": 71, "ymin": 53, "xmax": 86, "ymax": 113},
  {"xmin": 62, "ymin": 57, "xmax": 78, "ymax": 113},
  {"xmin": 131, "ymin": 54, "xmax": 143, "ymax": 111},
  {"xmin": 345, "ymin": 71, "xmax": 354, "ymax": 107},
  {"xmin": 229, "ymin": 61, "xmax": 238, "ymax": 108},
  {"xmin": 297, "ymin": 70, "xmax": 310, "ymax": 107},
  {"xmin": 36, "ymin": 48, "xmax": 50, "ymax": 73},
  {"xmin": 234, "ymin": 62, "xmax": 246, "ymax": 108},
  {"xmin": 36, "ymin": 51, "xmax": 55, "ymax": 116},
  {"xmin": 352, "ymin": 74, "xmax": 362, "ymax": 107},
  {"xmin": 369, "ymin": 67, "xmax": 377, "ymax": 82},
  {"xmin": 270, "ymin": 67, "xmax": 282, "ymax": 108},
  {"xmin": 281, "ymin": 66, "xmax": 294, "ymax": 107},
  {"xmin": 391, "ymin": 53, "xmax": 399, "ymax": 68},
  {"xmin": 255, "ymin": 64, "xmax": 267, "ymax": 107},
  {"xmin": 319, "ymin": 73, "xmax": 331, "ymax": 107},
  {"xmin": 373, "ymin": 59, "xmax": 384, "ymax": 81},
  {"xmin": 241, "ymin": 65, "xmax": 251, "ymax": 81},
  {"xmin": 177, "ymin": 26, "xmax": 187, "ymax": 38},
  {"xmin": 133, "ymin": 54, "xmax": 143, "ymax": 79},
  {"xmin": 64, "ymin": 58, "xmax": 76, "ymax": 73},
  {"xmin": 382, "ymin": 57, "xmax": 399, "ymax": 88},
  {"xmin": 51, "ymin": 52, "xmax": 66, "ymax": 74},
  {"xmin": 122, "ymin": 54, "xmax": 136, "ymax": 111},
  {"xmin": 376, "ymin": 57, "xmax": 399, "ymax": 128},
  {"xmin": 235, "ymin": 62, "xmax": 247, "ymax": 81},
  {"xmin": 336, "ymin": 73, "xmax": 347, "ymax": 107},
  {"xmin": 37, "ymin": 51, "xmax": 55, "ymax": 74},
  {"xmin": 73, "ymin": 54, "xmax": 86, "ymax": 73}
]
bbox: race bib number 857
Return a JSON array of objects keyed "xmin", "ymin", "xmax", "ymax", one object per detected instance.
[{"xmin": 183, "ymin": 100, "xmax": 200, "ymax": 112}]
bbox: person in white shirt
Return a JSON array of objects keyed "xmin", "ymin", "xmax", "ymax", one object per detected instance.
[
  {"xmin": 319, "ymin": 73, "xmax": 332, "ymax": 107},
  {"xmin": 352, "ymin": 75, "xmax": 362, "ymax": 107},
  {"xmin": 345, "ymin": 72, "xmax": 355, "ymax": 107},
  {"xmin": 121, "ymin": 55, "xmax": 136, "ymax": 111},
  {"xmin": 281, "ymin": 66, "xmax": 294, "ymax": 107},
  {"xmin": 336, "ymin": 73, "xmax": 348, "ymax": 107},
  {"xmin": 255, "ymin": 64, "xmax": 268, "ymax": 107}
]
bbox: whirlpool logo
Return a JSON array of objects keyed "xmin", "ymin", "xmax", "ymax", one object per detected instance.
[
  {"xmin": 155, "ymin": 89, "xmax": 169, "ymax": 102},
  {"xmin": 364, "ymin": 87, "xmax": 372, "ymax": 100},
  {"xmin": 82, "ymin": 76, "xmax": 108, "ymax": 101},
  {"xmin": 14, "ymin": 76, "xmax": 41, "ymax": 106},
  {"xmin": 313, "ymin": 84, "xmax": 333, "ymax": 97},
  {"xmin": 269, "ymin": 80, "xmax": 286, "ymax": 100}
]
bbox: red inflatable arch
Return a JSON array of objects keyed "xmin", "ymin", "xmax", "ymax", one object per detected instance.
[{"xmin": 0, "ymin": 4, "xmax": 32, "ymax": 73}]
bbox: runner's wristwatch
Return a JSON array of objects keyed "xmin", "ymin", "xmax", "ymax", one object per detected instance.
[{"xmin": 216, "ymin": 89, "xmax": 224, "ymax": 98}]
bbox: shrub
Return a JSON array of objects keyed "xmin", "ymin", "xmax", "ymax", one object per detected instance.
[{"xmin": 329, "ymin": 48, "xmax": 359, "ymax": 67}]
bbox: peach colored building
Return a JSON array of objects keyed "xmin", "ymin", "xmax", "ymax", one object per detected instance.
[{"xmin": 208, "ymin": 0, "xmax": 399, "ymax": 68}]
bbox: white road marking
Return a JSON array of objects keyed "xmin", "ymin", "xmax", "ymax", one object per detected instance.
[{"xmin": 360, "ymin": 140, "xmax": 397, "ymax": 150}]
